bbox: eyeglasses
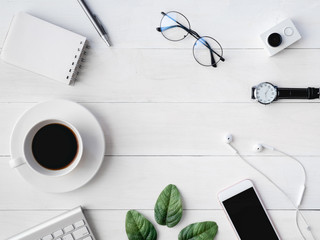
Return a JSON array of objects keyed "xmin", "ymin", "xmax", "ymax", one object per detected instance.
[{"xmin": 156, "ymin": 11, "xmax": 225, "ymax": 68}]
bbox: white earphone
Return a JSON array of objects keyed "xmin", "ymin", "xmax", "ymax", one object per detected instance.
[
  {"xmin": 224, "ymin": 134, "xmax": 315, "ymax": 240},
  {"xmin": 224, "ymin": 134, "xmax": 233, "ymax": 144},
  {"xmin": 252, "ymin": 143, "xmax": 274, "ymax": 152}
]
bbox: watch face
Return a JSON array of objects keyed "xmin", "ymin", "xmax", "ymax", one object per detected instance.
[{"xmin": 255, "ymin": 82, "xmax": 277, "ymax": 104}]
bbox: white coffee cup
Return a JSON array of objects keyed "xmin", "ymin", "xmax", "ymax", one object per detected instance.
[{"xmin": 10, "ymin": 119, "xmax": 83, "ymax": 177}]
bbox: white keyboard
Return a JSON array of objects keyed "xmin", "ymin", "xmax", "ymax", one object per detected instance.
[{"xmin": 7, "ymin": 207, "xmax": 96, "ymax": 240}]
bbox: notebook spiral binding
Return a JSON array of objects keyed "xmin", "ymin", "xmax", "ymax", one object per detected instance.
[{"xmin": 66, "ymin": 40, "xmax": 88, "ymax": 85}]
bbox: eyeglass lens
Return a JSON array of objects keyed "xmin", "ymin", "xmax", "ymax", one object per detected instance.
[
  {"xmin": 193, "ymin": 36, "xmax": 223, "ymax": 66},
  {"xmin": 159, "ymin": 11, "xmax": 190, "ymax": 41}
]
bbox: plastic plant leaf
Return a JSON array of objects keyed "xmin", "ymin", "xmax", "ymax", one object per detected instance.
[
  {"xmin": 125, "ymin": 210, "xmax": 157, "ymax": 240},
  {"xmin": 178, "ymin": 221, "xmax": 218, "ymax": 240},
  {"xmin": 154, "ymin": 184, "xmax": 183, "ymax": 228}
]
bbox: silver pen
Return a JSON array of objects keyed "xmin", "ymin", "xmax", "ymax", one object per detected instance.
[{"xmin": 77, "ymin": 0, "xmax": 111, "ymax": 46}]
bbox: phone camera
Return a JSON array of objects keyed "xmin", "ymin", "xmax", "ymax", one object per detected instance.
[{"xmin": 267, "ymin": 33, "xmax": 282, "ymax": 47}]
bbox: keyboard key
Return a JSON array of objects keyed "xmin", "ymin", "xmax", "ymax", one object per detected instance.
[
  {"xmin": 74, "ymin": 220, "xmax": 85, "ymax": 228},
  {"xmin": 83, "ymin": 237, "xmax": 92, "ymax": 240},
  {"xmin": 53, "ymin": 229, "xmax": 64, "ymax": 237},
  {"xmin": 42, "ymin": 234, "xmax": 53, "ymax": 240},
  {"xmin": 73, "ymin": 226, "xmax": 89, "ymax": 239},
  {"xmin": 64, "ymin": 225, "xmax": 74, "ymax": 233},
  {"xmin": 63, "ymin": 234, "xmax": 74, "ymax": 240}
]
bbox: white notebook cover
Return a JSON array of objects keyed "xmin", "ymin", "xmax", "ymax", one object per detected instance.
[{"xmin": 0, "ymin": 12, "xmax": 87, "ymax": 84}]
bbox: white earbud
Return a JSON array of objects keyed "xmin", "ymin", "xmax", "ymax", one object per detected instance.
[
  {"xmin": 253, "ymin": 143, "xmax": 274, "ymax": 152},
  {"xmin": 253, "ymin": 143, "xmax": 264, "ymax": 152},
  {"xmin": 224, "ymin": 136, "xmax": 313, "ymax": 240},
  {"xmin": 224, "ymin": 134, "xmax": 233, "ymax": 144}
]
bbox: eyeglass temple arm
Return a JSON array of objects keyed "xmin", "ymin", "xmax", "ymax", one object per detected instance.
[
  {"xmin": 156, "ymin": 25, "xmax": 217, "ymax": 67},
  {"xmin": 157, "ymin": 26, "xmax": 217, "ymax": 67},
  {"xmin": 156, "ymin": 25, "xmax": 185, "ymax": 32},
  {"xmin": 189, "ymin": 29, "xmax": 225, "ymax": 63},
  {"xmin": 188, "ymin": 29, "xmax": 217, "ymax": 67},
  {"xmin": 159, "ymin": 12, "xmax": 225, "ymax": 62}
]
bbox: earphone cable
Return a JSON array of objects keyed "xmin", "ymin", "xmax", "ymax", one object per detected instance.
[
  {"xmin": 276, "ymin": 148, "xmax": 317, "ymax": 240},
  {"xmin": 227, "ymin": 143, "xmax": 315, "ymax": 240}
]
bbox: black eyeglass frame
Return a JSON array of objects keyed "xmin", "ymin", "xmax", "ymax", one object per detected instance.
[{"xmin": 156, "ymin": 11, "xmax": 225, "ymax": 67}]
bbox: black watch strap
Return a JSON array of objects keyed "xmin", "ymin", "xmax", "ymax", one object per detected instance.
[{"xmin": 277, "ymin": 87, "xmax": 319, "ymax": 99}]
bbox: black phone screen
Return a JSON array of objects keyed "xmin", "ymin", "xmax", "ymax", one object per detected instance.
[{"xmin": 222, "ymin": 187, "xmax": 279, "ymax": 240}]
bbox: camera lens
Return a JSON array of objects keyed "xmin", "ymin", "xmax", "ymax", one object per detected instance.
[{"xmin": 267, "ymin": 33, "xmax": 282, "ymax": 47}]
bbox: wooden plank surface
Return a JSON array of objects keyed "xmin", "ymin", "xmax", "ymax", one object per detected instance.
[
  {"xmin": 1, "ymin": 103, "xmax": 320, "ymax": 156},
  {"xmin": 1, "ymin": 49, "xmax": 320, "ymax": 103},
  {"xmin": 1, "ymin": 0, "xmax": 320, "ymax": 49},
  {"xmin": 1, "ymin": 0, "xmax": 320, "ymax": 239},
  {"xmin": 0, "ymin": 156, "xmax": 319, "ymax": 210},
  {"xmin": 1, "ymin": 210, "xmax": 319, "ymax": 240}
]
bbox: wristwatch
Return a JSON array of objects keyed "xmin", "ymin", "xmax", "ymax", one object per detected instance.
[{"xmin": 251, "ymin": 82, "xmax": 320, "ymax": 104}]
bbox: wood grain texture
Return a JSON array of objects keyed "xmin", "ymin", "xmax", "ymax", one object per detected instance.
[
  {"xmin": 1, "ymin": 210, "xmax": 319, "ymax": 240},
  {"xmin": 1, "ymin": 103, "xmax": 320, "ymax": 156},
  {"xmin": 1, "ymin": 0, "xmax": 320, "ymax": 49},
  {"xmin": 1, "ymin": 0, "xmax": 320, "ymax": 239},
  {"xmin": 1, "ymin": 49, "xmax": 320, "ymax": 103},
  {"xmin": 0, "ymin": 156, "xmax": 319, "ymax": 210}
]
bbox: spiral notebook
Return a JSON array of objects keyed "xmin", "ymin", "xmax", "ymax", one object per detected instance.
[{"xmin": 0, "ymin": 12, "xmax": 87, "ymax": 85}]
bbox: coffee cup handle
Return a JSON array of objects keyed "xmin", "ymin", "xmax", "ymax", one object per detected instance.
[{"xmin": 9, "ymin": 157, "xmax": 26, "ymax": 168}]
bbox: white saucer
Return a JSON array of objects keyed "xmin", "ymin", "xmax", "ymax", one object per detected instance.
[{"xmin": 10, "ymin": 99, "xmax": 105, "ymax": 193}]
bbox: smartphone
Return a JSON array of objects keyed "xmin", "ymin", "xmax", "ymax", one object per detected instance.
[{"xmin": 218, "ymin": 179, "xmax": 281, "ymax": 240}]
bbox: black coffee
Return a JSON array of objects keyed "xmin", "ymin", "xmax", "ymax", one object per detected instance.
[{"xmin": 32, "ymin": 123, "xmax": 78, "ymax": 170}]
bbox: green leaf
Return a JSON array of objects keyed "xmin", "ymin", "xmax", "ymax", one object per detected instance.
[
  {"xmin": 178, "ymin": 221, "xmax": 218, "ymax": 240},
  {"xmin": 125, "ymin": 210, "xmax": 157, "ymax": 240},
  {"xmin": 154, "ymin": 184, "xmax": 183, "ymax": 228}
]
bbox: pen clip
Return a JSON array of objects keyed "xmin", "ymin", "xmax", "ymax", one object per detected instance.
[{"xmin": 93, "ymin": 14, "xmax": 106, "ymax": 33}]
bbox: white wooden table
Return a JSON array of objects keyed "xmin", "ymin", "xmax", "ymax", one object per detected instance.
[{"xmin": 1, "ymin": 0, "xmax": 320, "ymax": 239}]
